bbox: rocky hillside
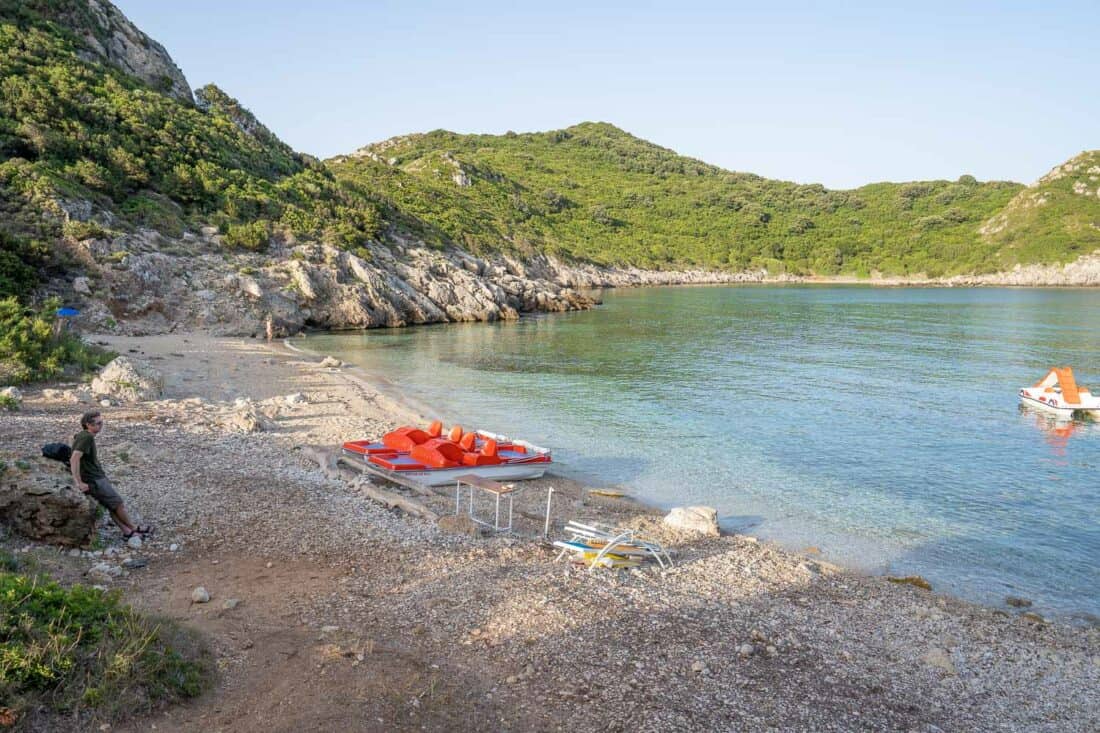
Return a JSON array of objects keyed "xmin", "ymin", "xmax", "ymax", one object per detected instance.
[
  {"xmin": 980, "ymin": 150, "xmax": 1100, "ymax": 265},
  {"xmin": 1, "ymin": 1, "xmax": 1098, "ymax": 340},
  {"xmin": 333, "ymin": 126, "xmax": 1026, "ymax": 278},
  {"xmin": 3, "ymin": 0, "xmax": 192, "ymax": 102}
]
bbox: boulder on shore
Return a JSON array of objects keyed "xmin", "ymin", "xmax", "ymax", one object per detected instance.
[
  {"xmin": 91, "ymin": 356, "xmax": 164, "ymax": 402},
  {"xmin": 0, "ymin": 457, "xmax": 97, "ymax": 546},
  {"xmin": 663, "ymin": 506, "xmax": 721, "ymax": 536}
]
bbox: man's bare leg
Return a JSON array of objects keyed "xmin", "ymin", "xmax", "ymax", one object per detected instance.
[{"xmin": 109, "ymin": 505, "xmax": 137, "ymax": 535}]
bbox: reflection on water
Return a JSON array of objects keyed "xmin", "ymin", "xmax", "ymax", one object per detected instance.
[
  {"xmin": 1022, "ymin": 407, "xmax": 1092, "ymax": 457},
  {"xmin": 310, "ymin": 285, "xmax": 1100, "ymax": 617}
]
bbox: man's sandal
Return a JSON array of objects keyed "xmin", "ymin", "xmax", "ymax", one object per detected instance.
[{"xmin": 135, "ymin": 525, "xmax": 154, "ymax": 536}]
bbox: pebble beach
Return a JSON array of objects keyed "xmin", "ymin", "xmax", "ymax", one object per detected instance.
[{"xmin": 2, "ymin": 334, "xmax": 1098, "ymax": 732}]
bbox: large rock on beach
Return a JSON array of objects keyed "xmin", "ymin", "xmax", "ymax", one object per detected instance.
[
  {"xmin": 91, "ymin": 356, "xmax": 164, "ymax": 402},
  {"xmin": 0, "ymin": 458, "xmax": 97, "ymax": 546},
  {"xmin": 663, "ymin": 506, "xmax": 720, "ymax": 536}
]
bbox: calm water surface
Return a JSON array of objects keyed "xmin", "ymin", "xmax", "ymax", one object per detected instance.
[{"xmin": 310, "ymin": 286, "xmax": 1100, "ymax": 617}]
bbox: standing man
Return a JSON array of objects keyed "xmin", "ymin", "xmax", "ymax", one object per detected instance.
[{"xmin": 70, "ymin": 410, "xmax": 151, "ymax": 540}]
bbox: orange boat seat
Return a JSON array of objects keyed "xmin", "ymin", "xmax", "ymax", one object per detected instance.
[
  {"xmin": 459, "ymin": 432, "xmax": 476, "ymax": 451},
  {"xmin": 427, "ymin": 420, "xmax": 443, "ymax": 438},
  {"xmin": 382, "ymin": 426, "xmax": 432, "ymax": 452},
  {"xmin": 462, "ymin": 452, "xmax": 504, "ymax": 466},
  {"xmin": 410, "ymin": 438, "xmax": 465, "ymax": 468},
  {"xmin": 448, "ymin": 425, "xmax": 464, "ymax": 442}
]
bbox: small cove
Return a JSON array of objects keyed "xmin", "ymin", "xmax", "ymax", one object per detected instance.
[{"xmin": 309, "ymin": 285, "xmax": 1100, "ymax": 618}]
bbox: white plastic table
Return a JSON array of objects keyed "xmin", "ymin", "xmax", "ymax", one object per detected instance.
[{"xmin": 454, "ymin": 474, "xmax": 519, "ymax": 532}]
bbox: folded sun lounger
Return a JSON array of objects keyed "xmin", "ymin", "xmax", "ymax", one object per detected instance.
[{"xmin": 554, "ymin": 520, "xmax": 674, "ymax": 570}]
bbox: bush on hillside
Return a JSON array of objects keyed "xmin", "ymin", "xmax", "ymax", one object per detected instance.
[{"xmin": 0, "ymin": 297, "xmax": 112, "ymax": 383}]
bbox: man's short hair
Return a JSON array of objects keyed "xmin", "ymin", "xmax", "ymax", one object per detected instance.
[{"xmin": 80, "ymin": 410, "xmax": 102, "ymax": 429}]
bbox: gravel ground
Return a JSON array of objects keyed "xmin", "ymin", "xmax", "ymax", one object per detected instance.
[{"xmin": 1, "ymin": 334, "xmax": 1097, "ymax": 732}]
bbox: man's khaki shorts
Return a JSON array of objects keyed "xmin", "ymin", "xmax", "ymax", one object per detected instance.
[{"xmin": 87, "ymin": 477, "xmax": 123, "ymax": 511}]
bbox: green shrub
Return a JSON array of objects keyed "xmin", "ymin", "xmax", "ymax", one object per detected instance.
[
  {"xmin": 0, "ymin": 230, "xmax": 46, "ymax": 302},
  {"xmin": 0, "ymin": 571, "xmax": 212, "ymax": 727},
  {"xmin": 0, "ymin": 297, "xmax": 113, "ymax": 384},
  {"xmin": 223, "ymin": 221, "xmax": 270, "ymax": 251},
  {"xmin": 0, "ymin": 394, "xmax": 17, "ymax": 410}
]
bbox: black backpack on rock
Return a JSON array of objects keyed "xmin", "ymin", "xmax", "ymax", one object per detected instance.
[{"xmin": 42, "ymin": 442, "xmax": 72, "ymax": 463}]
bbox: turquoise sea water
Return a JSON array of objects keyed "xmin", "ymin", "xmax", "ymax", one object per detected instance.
[{"xmin": 310, "ymin": 286, "xmax": 1100, "ymax": 618}]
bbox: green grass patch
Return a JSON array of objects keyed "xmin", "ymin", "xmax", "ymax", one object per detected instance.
[{"xmin": 0, "ymin": 570, "xmax": 213, "ymax": 729}]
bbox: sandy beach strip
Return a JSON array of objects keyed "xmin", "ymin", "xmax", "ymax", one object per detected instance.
[{"xmin": 2, "ymin": 333, "xmax": 1098, "ymax": 732}]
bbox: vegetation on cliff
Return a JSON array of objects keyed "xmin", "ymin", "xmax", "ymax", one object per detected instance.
[
  {"xmin": 0, "ymin": 1, "xmax": 381, "ymax": 301},
  {"xmin": 331, "ymin": 125, "xmax": 1035, "ymax": 277},
  {"xmin": 979, "ymin": 150, "xmax": 1100, "ymax": 263},
  {"xmin": 0, "ymin": 0, "xmax": 1097, "ymax": 308}
]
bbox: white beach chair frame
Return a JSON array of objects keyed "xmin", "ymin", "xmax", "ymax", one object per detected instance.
[{"xmin": 554, "ymin": 520, "xmax": 674, "ymax": 570}]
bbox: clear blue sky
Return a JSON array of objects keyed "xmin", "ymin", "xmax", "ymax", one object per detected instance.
[{"xmin": 114, "ymin": 0, "xmax": 1097, "ymax": 189}]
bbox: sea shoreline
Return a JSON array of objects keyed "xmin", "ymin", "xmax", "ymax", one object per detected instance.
[
  {"xmin": 286, "ymin": 333, "xmax": 1096, "ymax": 624},
  {"xmin": 3, "ymin": 333, "xmax": 1098, "ymax": 730}
]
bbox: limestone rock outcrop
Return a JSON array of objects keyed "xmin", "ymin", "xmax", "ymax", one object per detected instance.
[
  {"xmin": 0, "ymin": 458, "xmax": 97, "ymax": 546},
  {"xmin": 71, "ymin": 1, "xmax": 194, "ymax": 103},
  {"xmin": 91, "ymin": 356, "xmax": 164, "ymax": 402},
  {"xmin": 663, "ymin": 506, "xmax": 721, "ymax": 536}
]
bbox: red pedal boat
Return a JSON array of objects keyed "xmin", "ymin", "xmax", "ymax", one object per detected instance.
[{"xmin": 342, "ymin": 421, "xmax": 552, "ymax": 486}]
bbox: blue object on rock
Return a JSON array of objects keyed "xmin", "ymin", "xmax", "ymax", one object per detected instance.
[{"xmin": 56, "ymin": 307, "xmax": 80, "ymax": 317}]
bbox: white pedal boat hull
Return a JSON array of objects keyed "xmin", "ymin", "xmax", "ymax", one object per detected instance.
[{"xmin": 355, "ymin": 459, "xmax": 547, "ymax": 487}]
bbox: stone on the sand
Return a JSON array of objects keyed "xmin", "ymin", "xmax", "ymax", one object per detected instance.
[
  {"xmin": 126, "ymin": 534, "xmax": 143, "ymax": 550},
  {"xmin": 284, "ymin": 392, "xmax": 308, "ymax": 405},
  {"xmin": 191, "ymin": 586, "xmax": 210, "ymax": 603},
  {"xmin": 319, "ymin": 356, "xmax": 342, "ymax": 368},
  {"xmin": 223, "ymin": 598, "xmax": 240, "ymax": 610},
  {"xmin": 220, "ymin": 399, "xmax": 272, "ymax": 433},
  {"xmin": 88, "ymin": 562, "xmax": 123, "ymax": 580},
  {"xmin": 169, "ymin": 543, "xmax": 179, "ymax": 552},
  {"xmin": 91, "ymin": 356, "xmax": 164, "ymax": 402},
  {"xmin": 920, "ymin": 648, "xmax": 957, "ymax": 675},
  {"xmin": 0, "ymin": 458, "xmax": 96, "ymax": 545},
  {"xmin": 663, "ymin": 506, "xmax": 720, "ymax": 536},
  {"xmin": 1006, "ymin": 596, "xmax": 1032, "ymax": 608}
]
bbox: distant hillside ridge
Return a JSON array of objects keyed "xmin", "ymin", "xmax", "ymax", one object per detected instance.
[
  {"xmin": 979, "ymin": 150, "xmax": 1100, "ymax": 263},
  {"xmin": 332, "ymin": 124, "xmax": 1060, "ymax": 278},
  {"xmin": 1, "ymin": 0, "xmax": 1098, "ymax": 340}
]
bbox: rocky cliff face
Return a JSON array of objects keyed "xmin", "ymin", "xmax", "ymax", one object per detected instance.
[
  {"xmin": 52, "ymin": 227, "xmax": 581, "ymax": 335},
  {"xmin": 62, "ymin": 0, "xmax": 193, "ymax": 103},
  {"xmin": 50, "ymin": 218, "xmax": 1100, "ymax": 337},
  {"xmin": 48, "ymin": 223, "xmax": 771, "ymax": 336}
]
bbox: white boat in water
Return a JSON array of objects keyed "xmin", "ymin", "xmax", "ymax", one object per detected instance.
[{"xmin": 1018, "ymin": 367, "xmax": 1100, "ymax": 417}]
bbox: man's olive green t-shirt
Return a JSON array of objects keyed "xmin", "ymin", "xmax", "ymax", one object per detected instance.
[{"xmin": 72, "ymin": 430, "xmax": 106, "ymax": 482}]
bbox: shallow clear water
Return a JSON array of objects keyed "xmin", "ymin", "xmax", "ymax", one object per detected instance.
[{"xmin": 310, "ymin": 285, "xmax": 1100, "ymax": 617}]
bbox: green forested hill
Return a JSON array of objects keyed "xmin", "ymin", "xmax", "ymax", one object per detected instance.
[
  {"xmin": 331, "ymin": 124, "xmax": 1031, "ymax": 277},
  {"xmin": 0, "ymin": 0, "xmax": 381, "ymax": 299},
  {"xmin": 0, "ymin": 0, "xmax": 1097, "ymax": 307},
  {"xmin": 978, "ymin": 150, "xmax": 1100, "ymax": 263}
]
